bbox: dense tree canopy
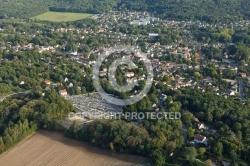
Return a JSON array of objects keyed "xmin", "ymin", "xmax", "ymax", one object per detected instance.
[{"xmin": 0, "ymin": 91, "xmax": 74, "ymax": 153}]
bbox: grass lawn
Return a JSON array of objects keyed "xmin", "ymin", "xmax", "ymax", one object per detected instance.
[{"xmin": 32, "ymin": 11, "xmax": 92, "ymax": 22}]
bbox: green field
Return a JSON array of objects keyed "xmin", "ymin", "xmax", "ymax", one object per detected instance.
[{"xmin": 32, "ymin": 11, "xmax": 92, "ymax": 22}]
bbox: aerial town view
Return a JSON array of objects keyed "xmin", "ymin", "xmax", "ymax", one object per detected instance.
[{"xmin": 0, "ymin": 0, "xmax": 250, "ymax": 166}]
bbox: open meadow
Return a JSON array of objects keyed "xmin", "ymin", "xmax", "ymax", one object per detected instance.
[
  {"xmin": 0, "ymin": 130, "xmax": 147, "ymax": 166},
  {"xmin": 32, "ymin": 11, "xmax": 92, "ymax": 22}
]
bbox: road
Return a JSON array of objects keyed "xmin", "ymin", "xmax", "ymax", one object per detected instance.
[
  {"xmin": 182, "ymin": 123, "xmax": 188, "ymax": 143},
  {"xmin": 238, "ymin": 79, "xmax": 245, "ymax": 102},
  {"xmin": 0, "ymin": 90, "xmax": 31, "ymax": 102}
]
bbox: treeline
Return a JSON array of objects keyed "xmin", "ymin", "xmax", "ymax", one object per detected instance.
[
  {"xmin": 0, "ymin": 120, "xmax": 36, "ymax": 153},
  {"xmin": 0, "ymin": 90, "xmax": 74, "ymax": 153},
  {"xmin": 119, "ymin": 0, "xmax": 250, "ymax": 22},
  {"xmin": 0, "ymin": 0, "xmax": 117, "ymax": 19},
  {"xmin": 64, "ymin": 118, "xmax": 184, "ymax": 165},
  {"xmin": 0, "ymin": 0, "xmax": 50, "ymax": 19},
  {"xmin": 1, "ymin": 0, "xmax": 250, "ymax": 22},
  {"xmin": 192, "ymin": 27, "xmax": 250, "ymax": 45},
  {"xmin": 48, "ymin": 0, "xmax": 117, "ymax": 14}
]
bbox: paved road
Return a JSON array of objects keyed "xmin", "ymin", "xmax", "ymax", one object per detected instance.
[
  {"xmin": 238, "ymin": 79, "xmax": 245, "ymax": 102},
  {"xmin": 182, "ymin": 123, "xmax": 188, "ymax": 143}
]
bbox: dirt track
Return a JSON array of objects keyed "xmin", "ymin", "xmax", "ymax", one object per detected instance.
[{"xmin": 0, "ymin": 130, "xmax": 147, "ymax": 166}]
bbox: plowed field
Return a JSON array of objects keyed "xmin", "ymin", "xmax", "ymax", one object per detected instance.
[{"xmin": 0, "ymin": 130, "xmax": 147, "ymax": 166}]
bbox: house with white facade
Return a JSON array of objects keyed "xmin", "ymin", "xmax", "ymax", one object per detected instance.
[
  {"xmin": 126, "ymin": 72, "xmax": 135, "ymax": 78},
  {"xmin": 194, "ymin": 134, "xmax": 207, "ymax": 145},
  {"xmin": 59, "ymin": 89, "xmax": 68, "ymax": 96}
]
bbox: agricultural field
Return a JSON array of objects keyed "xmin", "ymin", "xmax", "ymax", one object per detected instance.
[
  {"xmin": 0, "ymin": 130, "xmax": 147, "ymax": 166},
  {"xmin": 32, "ymin": 11, "xmax": 92, "ymax": 22}
]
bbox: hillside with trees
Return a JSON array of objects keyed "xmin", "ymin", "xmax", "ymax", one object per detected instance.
[
  {"xmin": 1, "ymin": 0, "xmax": 250, "ymax": 22},
  {"xmin": 0, "ymin": 0, "xmax": 117, "ymax": 19},
  {"xmin": 119, "ymin": 0, "xmax": 250, "ymax": 22}
]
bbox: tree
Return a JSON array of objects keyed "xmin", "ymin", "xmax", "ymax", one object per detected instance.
[
  {"xmin": 149, "ymin": 93, "xmax": 159, "ymax": 104},
  {"xmin": 204, "ymin": 159, "xmax": 212, "ymax": 166},
  {"xmin": 59, "ymin": 75, "xmax": 63, "ymax": 82},
  {"xmin": 230, "ymin": 150, "xmax": 238, "ymax": 162},
  {"xmin": 198, "ymin": 147, "xmax": 206, "ymax": 156},
  {"xmin": 0, "ymin": 137, "xmax": 4, "ymax": 153},
  {"xmin": 165, "ymin": 96, "xmax": 173, "ymax": 106},
  {"xmin": 206, "ymin": 112, "xmax": 213, "ymax": 123},
  {"xmin": 152, "ymin": 149, "xmax": 165, "ymax": 166},
  {"xmin": 233, "ymin": 122, "xmax": 242, "ymax": 132},
  {"xmin": 169, "ymin": 102, "xmax": 182, "ymax": 112},
  {"xmin": 194, "ymin": 72, "xmax": 203, "ymax": 81},
  {"xmin": 89, "ymin": 53, "xmax": 97, "ymax": 61},
  {"xmin": 214, "ymin": 142, "xmax": 223, "ymax": 157},
  {"xmin": 237, "ymin": 44, "xmax": 250, "ymax": 61},
  {"xmin": 222, "ymin": 69, "xmax": 236, "ymax": 79},
  {"xmin": 182, "ymin": 112, "xmax": 195, "ymax": 126},
  {"xmin": 187, "ymin": 127, "xmax": 195, "ymax": 139},
  {"xmin": 81, "ymin": 87, "xmax": 86, "ymax": 94},
  {"xmin": 70, "ymin": 44, "xmax": 77, "ymax": 52},
  {"xmin": 82, "ymin": 45, "xmax": 90, "ymax": 53},
  {"xmin": 181, "ymin": 147, "xmax": 197, "ymax": 161}
]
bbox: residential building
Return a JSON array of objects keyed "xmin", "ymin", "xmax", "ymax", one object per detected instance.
[
  {"xmin": 194, "ymin": 134, "xmax": 207, "ymax": 144},
  {"xmin": 126, "ymin": 72, "xmax": 135, "ymax": 77},
  {"xmin": 59, "ymin": 89, "xmax": 68, "ymax": 96}
]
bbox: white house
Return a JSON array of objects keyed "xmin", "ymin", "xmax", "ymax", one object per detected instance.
[
  {"xmin": 70, "ymin": 51, "xmax": 78, "ymax": 56},
  {"xmin": 44, "ymin": 80, "xmax": 51, "ymax": 85},
  {"xmin": 102, "ymin": 68, "xmax": 108, "ymax": 72},
  {"xmin": 223, "ymin": 90, "xmax": 235, "ymax": 96},
  {"xmin": 149, "ymin": 33, "xmax": 159, "ymax": 37},
  {"xmin": 68, "ymin": 83, "xmax": 74, "ymax": 88},
  {"xmin": 196, "ymin": 122, "xmax": 206, "ymax": 130},
  {"xmin": 126, "ymin": 72, "xmax": 135, "ymax": 78},
  {"xmin": 64, "ymin": 77, "xmax": 69, "ymax": 82},
  {"xmin": 100, "ymin": 71, "xmax": 107, "ymax": 77},
  {"xmin": 19, "ymin": 81, "xmax": 25, "ymax": 85},
  {"xmin": 194, "ymin": 134, "xmax": 207, "ymax": 144},
  {"xmin": 126, "ymin": 78, "xmax": 137, "ymax": 84}
]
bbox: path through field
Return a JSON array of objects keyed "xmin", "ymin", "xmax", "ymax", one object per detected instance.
[{"xmin": 0, "ymin": 130, "xmax": 147, "ymax": 166}]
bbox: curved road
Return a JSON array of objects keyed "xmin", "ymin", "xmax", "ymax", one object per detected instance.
[{"xmin": 0, "ymin": 90, "xmax": 31, "ymax": 102}]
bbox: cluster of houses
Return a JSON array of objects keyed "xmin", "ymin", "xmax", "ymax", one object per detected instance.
[
  {"xmin": 0, "ymin": 11, "xmax": 249, "ymax": 102},
  {"xmin": 65, "ymin": 42, "xmax": 247, "ymax": 100},
  {"xmin": 41, "ymin": 78, "xmax": 82, "ymax": 97}
]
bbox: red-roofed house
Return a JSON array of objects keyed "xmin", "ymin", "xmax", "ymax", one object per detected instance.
[{"xmin": 59, "ymin": 89, "xmax": 68, "ymax": 96}]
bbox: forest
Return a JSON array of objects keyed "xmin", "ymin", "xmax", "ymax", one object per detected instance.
[
  {"xmin": 0, "ymin": 90, "xmax": 74, "ymax": 153},
  {"xmin": 1, "ymin": 0, "xmax": 250, "ymax": 22}
]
